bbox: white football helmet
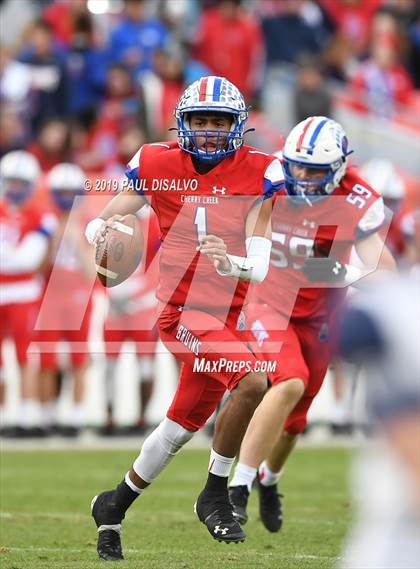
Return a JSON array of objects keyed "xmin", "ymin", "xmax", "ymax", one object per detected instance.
[
  {"xmin": 0, "ymin": 150, "xmax": 40, "ymax": 204},
  {"xmin": 174, "ymin": 76, "xmax": 249, "ymax": 163},
  {"xmin": 47, "ymin": 163, "xmax": 85, "ymax": 211},
  {"xmin": 360, "ymin": 159, "xmax": 406, "ymax": 201},
  {"xmin": 283, "ymin": 116, "xmax": 352, "ymax": 204}
]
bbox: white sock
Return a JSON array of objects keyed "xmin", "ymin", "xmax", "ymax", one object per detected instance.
[
  {"xmin": 69, "ymin": 403, "xmax": 84, "ymax": 428},
  {"xmin": 208, "ymin": 448, "xmax": 234, "ymax": 478},
  {"xmin": 230, "ymin": 463, "xmax": 257, "ymax": 492},
  {"xmin": 104, "ymin": 359, "xmax": 117, "ymax": 407},
  {"xmin": 42, "ymin": 400, "xmax": 57, "ymax": 428},
  {"xmin": 20, "ymin": 400, "xmax": 42, "ymax": 428},
  {"xmin": 258, "ymin": 461, "xmax": 282, "ymax": 487},
  {"xmin": 124, "ymin": 471, "xmax": 144, "ymax": 495}
]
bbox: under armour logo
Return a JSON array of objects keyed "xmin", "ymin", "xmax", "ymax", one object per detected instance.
[
  {"xmin": 212, "ymin": 186, "xmax": 226, "ymax": 195},
  {"xmin": 214, "ymin": 525, "xmax": 229, "ymax": 535},
  {"xmin": 302, "ymin": 219, "xmax": 316, "ymax": 228},
  {"xmin": 332, "ymin": 262, "xmax": 342, "ymax": 275}
]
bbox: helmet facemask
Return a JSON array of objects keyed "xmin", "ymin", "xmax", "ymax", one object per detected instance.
[
  {"xmin": 283, "ymin": 157, "xmax": 346, "ymax": 206},
  {"xmin": 176, "ymin": 109, "xmax": 248, "ymax": 164},
  {"xmin": 174, "ymin": 76, "xmax": 249, "ymax": 164},
  {"xmin": 282, "ymin": 117, "xmax": 351, "ymax": 206},
  {"xmin": 2, "ymin": 179, "xmax": 34, "ymax": 205},
  {"xmin": 52, "ymin": 189, "xmax": 84, "ymax": 211}
]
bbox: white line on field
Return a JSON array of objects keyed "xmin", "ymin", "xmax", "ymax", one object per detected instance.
[
  {"xmin": 1, "ymin": 511, "xmax": 339, "ymax": 528},
  {"xmin": 0, "ymin": 511, "xmax": 85, "ymax": 521},
  {"xmin": 0, "ymin": 546, "xmax": 341, "ymax": 560}
]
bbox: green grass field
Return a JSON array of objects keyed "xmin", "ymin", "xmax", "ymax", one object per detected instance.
[{"xmin": 0, "ymin": 446, "xmax": 352, "ymax": 569}]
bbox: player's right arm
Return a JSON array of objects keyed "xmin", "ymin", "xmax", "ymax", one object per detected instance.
[
  {"xmin": 85, "ymin": 148, "xmax": 147, "ymax": 245},
  {"xmin": 85, "ymin": 188, "xmax": 146, "ymax": 244}
]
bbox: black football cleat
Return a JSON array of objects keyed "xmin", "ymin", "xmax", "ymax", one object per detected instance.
[
  {"xmin": 194, "ymin": 489, "xmax": 246, "ymax": 543},
  {"xmin": 256, "ymin": 477, "xmax": 283, "ymax": 533},
  {"xmin": 91, "ymin": 492, "xmax": 124, "ymax": 561},
  {"xmin": 228, "ymin": 485, "xmax": 249, "ymax": 525}
]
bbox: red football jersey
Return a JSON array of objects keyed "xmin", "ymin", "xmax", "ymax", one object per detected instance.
[
  {"xmin": 126, "ymin": 141, "xmax": 283, "ymax": 316},
  {"xmin": 253, "ymin": 167, "xmax": 385, "ymax": 321},
  {"xmin": 0, "ymin": 200, "xmax": 56, "ymax": 304}
]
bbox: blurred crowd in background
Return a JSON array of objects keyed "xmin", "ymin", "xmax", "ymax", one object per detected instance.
[
  {"xmin": 1, "ymin": 0, "xmax": 419, "ymax": 164},
  {"xmin": 0, "ymin": 0, "xmax": 419, "ymax": 438}
]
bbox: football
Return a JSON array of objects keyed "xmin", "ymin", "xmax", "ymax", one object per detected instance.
[{"xmin": 95, "ymin": 214, "xmax": 143, "ymax": 287}]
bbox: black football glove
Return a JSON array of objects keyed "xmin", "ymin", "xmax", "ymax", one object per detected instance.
[{"xmin": 301, "ymin": 256, "xmax": 347, "ymax": 283}]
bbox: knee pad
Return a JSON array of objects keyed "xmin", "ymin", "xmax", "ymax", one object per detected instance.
[{"xmin": 133, "ymin": 418, "xmax": 194, "ymax": 483}]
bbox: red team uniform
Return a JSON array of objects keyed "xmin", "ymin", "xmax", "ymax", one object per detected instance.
[
  {"xmin": 126, "ymin": 141, "xmax": 283, "ymax": 430},
  {"xmin": 36, "ymin": 212, "xmax": 94, "ymax": 370},
  {"xmin": 249, "ymin": 167, "xmax": 385, "ymax": 434},
  {"xmin": 0, "ymin": 201, "xmax": 55, "ymax": 364}
]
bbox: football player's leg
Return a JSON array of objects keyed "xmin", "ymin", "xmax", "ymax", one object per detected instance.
[
  {"xmin": 231, "ymin": 313, "xmax": 307, "ymax": 485},
  {"xmin": 255, "ymin": 321, "xmax": 329, "ymax": 532},
  {"xmin": 38, "ymin": 344, "xmax": 59, "ymax": 432},
  {"xmin": 0, "ymin": 305, "xmax": 9, "ymax": 430},
  {"xmin": 13, "ymin": 301, "xmax": 44, "ymax": 432},
  {"xmin": 103, "ymin": 328, "xmax": 123, "ymax": 431},
  {"xmin": 160, "ymin": 306, "xmax": 267, "ymax": 542},
  {"xmin": 92, "ymin": 413, "xmax": 195, "ymax": 560},
  {"xmin": 133, "ymin": 328, "xmax": 157, "ymax": 430},
  {"xmin": 229, "ymin": 310, "xmax": 307, "ymax": 530},
  {"xmin": 91, "ymin": 364, "xmax": 196, "ymax": 560},
  {"xmin": 66, "ymin": 303, "xmax": 92, "ymax": 434}
]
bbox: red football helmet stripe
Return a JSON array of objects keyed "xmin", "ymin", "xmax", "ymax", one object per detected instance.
[
  {"xmin": 296, "ymin": 117, "xmax": 314, "ymax": 153},
  {"xmin": 199, "ymin": 77, "xmax": 208, "ymax": 101}
]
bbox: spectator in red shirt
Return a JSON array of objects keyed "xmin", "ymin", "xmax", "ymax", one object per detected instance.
[
  {"xmin": 351, "ymin": 37, "xmax": 415, "ymax": 117},
  {"xmin": 193, "ymin": 0, "xmax": 264, "ymax": 102},
  {"xmin": 319, "ymin": 0, "xmax": 382, "ymax": 57},
  {"xmin": 42, "ymin": 0, "xmax": 89, "ymax": 48}
]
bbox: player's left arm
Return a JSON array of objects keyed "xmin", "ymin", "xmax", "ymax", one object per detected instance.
[
  {"xmin": 198, "ymin": 156, "xmax": 284, "ymax": 282},
  {"xmin": 197, "ymin": 199, "xmax": 272, "ymax": 281},
  {"xmin": 198, "ymin": 198, "xmax": 273, "ymax": 283},
  {"xmin": 354, "ymin": 232, "xmax": 396, "ymax": 274}
]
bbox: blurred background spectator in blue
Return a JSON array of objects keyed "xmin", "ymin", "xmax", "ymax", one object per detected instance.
[
  {"xmin": 17, "ymin": 20, "xmax": 69, "ymax": 135},
  {"xmin": 261, "ymin": 0, "xmax": 328, "ymax": 67},
  {"xmin": 65, "ymin": 11, "xmax": 107, "ymax": 118},
  {"xmin": 108, "ymin": 0, "xmax": 168, "ymax": 82}
]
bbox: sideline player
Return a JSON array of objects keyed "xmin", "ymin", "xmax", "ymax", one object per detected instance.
[
  {"xmin": 228, "ymin": 116, "xmax": 396, "ymax": 532},
  {"xmin": 84, "ymin": 76, "xmax": 284, "ymax": 559},
  {"xmin": 36, "ymin": 163, "xmax": 95, "ymax": 436},
  {"xmin": 0, "ymin": 151, "xmax": 56, "ymax": 436}
]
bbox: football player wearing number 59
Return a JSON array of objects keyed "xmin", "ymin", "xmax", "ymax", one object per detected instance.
[
  {"xmin": 229, "ymin": 117, "xmax": 397, "ymax": 533},
  {"xmin": 84, "ymin": 76, "xmax": 284, "ymax": 559}
]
